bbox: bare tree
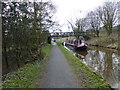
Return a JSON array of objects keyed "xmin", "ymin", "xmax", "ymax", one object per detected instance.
[
  {"xmin": 75, "ymin": 18, "xmax": 86, "ymax": 32},
  {"xmin": 97, "ymin": 1, "xmax": 118, "ymax": 36},
  {"xmin": 67, "ymin": 20, "xmax": 75, "ymax": 31},
  {"xmin": 87, "ymin": 11, "xmax": 101, "ymax": 37},
  {"xmin": 117, "ymin": 1, "xmax": 120, "ymax": 25},
  {"xmin": 67, "ymin": 18, "xmax": 86, "ymax": 39}
]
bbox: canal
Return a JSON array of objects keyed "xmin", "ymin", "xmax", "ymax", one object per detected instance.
[{"xmin": 66, "ymin": 45, "xmax": 120, "ymax": 88}]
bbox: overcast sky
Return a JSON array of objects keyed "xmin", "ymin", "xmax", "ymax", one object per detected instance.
[{"xmin": 51, "ymin": 0, "xmax": 119, "ymax": 32}]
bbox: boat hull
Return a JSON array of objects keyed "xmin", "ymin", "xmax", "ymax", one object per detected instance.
[
  {"xmin": 65, "ymin": 43, "xmax": 87, "ymax": 50},
  {"xmin": 75, "ymin": 46, "xmax": 87, "ymax": 50}
]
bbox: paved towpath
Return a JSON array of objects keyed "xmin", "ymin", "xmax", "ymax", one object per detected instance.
[{"xmin": 42, "ymin": 43, "xmax": 80, "ymax": 88}]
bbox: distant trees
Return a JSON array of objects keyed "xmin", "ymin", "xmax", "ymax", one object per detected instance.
[
  {"xmin": 74, "ymin": 18, "xmax": 86, "ymax": 39},
  {"xmin": 86, "ymin": 11, "xmax": 101, "ymax": 37},
  {"xmin": 68, "ymin": 1, "xmax": 118, "ymax": 37},
  {"xmin": 97, "ymin": 2, "xmax": 118, "ymax": 36},
  {"xmin": 2, "ymin": 1, "xmax": 56, "ymax": 73},
  {"xmin": 67, "ymin": 18, "xmax": 86, "ymax": 39}
]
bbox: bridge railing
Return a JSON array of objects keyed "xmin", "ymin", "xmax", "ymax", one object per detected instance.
[{"xmin": 51, "ymin": 32, "xmax": 90, "ymax": 37}]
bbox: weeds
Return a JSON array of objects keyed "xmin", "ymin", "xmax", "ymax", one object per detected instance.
[
  {"xmin": 2, "ymin": 44, "xmax": 52, "ymax": 88},
  {"xmin": 87, "ymin": 30, "xmax": 119, "ymax": 49}
]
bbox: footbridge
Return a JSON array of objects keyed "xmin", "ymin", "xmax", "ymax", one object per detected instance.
[
  {"xmin": 50, "ymin": 31, "xmax": 91, "ymax": 40},
  {"xmin": 51, "ymin": 32, "xmax": 90, "ymax": 37}
]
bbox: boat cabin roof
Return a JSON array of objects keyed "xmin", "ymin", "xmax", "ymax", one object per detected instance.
[{"xmin": 66, "ymin": 39, "xmax": 83, "ymax": 41}]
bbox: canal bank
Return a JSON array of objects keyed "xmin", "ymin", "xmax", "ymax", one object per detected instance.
[
  {"xmin": 84, "ymin": 30, "xmax": 120, "ymax": 88},
  {"xmin": 57, "ymin": 41, "xmax": 111, "ymax": 88},
  {"xmin": 86, "ymin": 30, "xmax": 119, "ymax": 50},
  {"xmin": 74, "ymin": 46, "xmax": 119, "ymax": 88},
  {"xmin": 2, "ymin": 44, "xmax": 52, "ymax": 88}
]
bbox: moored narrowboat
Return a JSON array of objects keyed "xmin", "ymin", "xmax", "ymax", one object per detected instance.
[{"xmin": 64, "ymin": 39, "xmax": 87, "ymax": 50}]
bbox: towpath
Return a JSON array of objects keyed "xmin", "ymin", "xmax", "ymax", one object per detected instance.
[{"xmin": 42, "ymin": 43, "xmax": 80, "ymax": 88}]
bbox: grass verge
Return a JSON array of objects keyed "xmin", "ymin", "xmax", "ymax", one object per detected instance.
[
  {"xmin": 56, "ymin": 41, "xmax": 111, "ymax": 88},
  {"xmin": 87, "ymin": 30, "xmax": 119, "ymax": 50},
  {"xmin": 2, "ymin": 44, "xmax": 52, "ymax": 88}
]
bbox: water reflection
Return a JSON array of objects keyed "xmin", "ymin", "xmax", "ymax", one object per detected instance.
[
  {"xmin": 74, "ymin": 46, "xmax": 119, "ymax": 88},
  {"xmin": 75, "ymin": 50, "xmax": 88, "ymax": 59}
]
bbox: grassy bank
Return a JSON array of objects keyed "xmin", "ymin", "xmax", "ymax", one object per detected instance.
[
  {"xmin": 2, "ymin": 44, "xmax": 52, "ymax": 88},
  {"xmin": 87, "ymin": 29, "xmax": 119, "ymax": 50},
  {"xmin": 57, "ymin": 41, "xmax": 111, "ymax": 88}
]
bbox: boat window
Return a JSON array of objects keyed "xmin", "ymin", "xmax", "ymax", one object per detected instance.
[
  {"xmin": 74, "ymin": 40, "xmax": 76, "ymax": 44},
  {"xmin": 79, "ymin": 40, "xmax": 82, "ymax": 44},
  {"xmin": 71, "ymin": 40, "xmax": 73, "ymax": 44},
  {"xmin": 77, "ymin": 40, "xmax": 79, "ymax": 45},
  {"xmin": 72, "ymin": 40, "xmax": 74, "ymax": 44},
  {"xmin": 74, "ymin": 40, "xmax": 77, "ymax": 45},
  {"xmin": 73, "ymin": 40, "xmax": 74, "ymax": 44},
  {"xmin": 78, "ymin": 40, "xmax": 80, "ymax": 45}
]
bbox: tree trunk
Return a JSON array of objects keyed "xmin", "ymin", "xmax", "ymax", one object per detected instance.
[
  {"xmin": 105, "ymin": 24, "xmax": 112, "ymax": 36},
  {"xmin": 96, "ymin": 30, "xmax": 99, "ymax": 37},
  {"xmin": 4, "ymin": 44, "xmax": 9, "ymax": 68},
  {"xmin": 16, "ymin": 49, "xmax": 20, "ymax": 68}
]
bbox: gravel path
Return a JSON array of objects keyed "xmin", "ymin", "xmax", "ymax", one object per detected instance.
[{"xmin": 42, "ymin": 43, "xmax": 80, "ymax": 88}]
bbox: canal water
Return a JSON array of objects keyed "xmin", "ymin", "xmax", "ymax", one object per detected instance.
[{"xmin": 66, "ymin": 45, "xmax": 120, "ymax": 88}]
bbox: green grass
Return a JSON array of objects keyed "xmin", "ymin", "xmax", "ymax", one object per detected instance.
[
  {"xmin": 57, "ymin": 41, "xmax": 111, "ymax": 88},
  {"xmin": 87, "ymin": 29, "xmax": 119, "ymax": 49},
  {"xmin": 2, "ymin": 44, "xmax": 52, "ymax": 88}
]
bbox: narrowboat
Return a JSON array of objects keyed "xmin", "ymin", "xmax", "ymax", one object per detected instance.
[{"xmin": 64, "ymin": 39, "xmax": 87, "ymax": 50}]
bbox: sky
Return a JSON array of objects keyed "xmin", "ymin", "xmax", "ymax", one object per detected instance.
[{"xmin": 51, "ymin": 0, "xmax": 119, "ymax": 32}]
